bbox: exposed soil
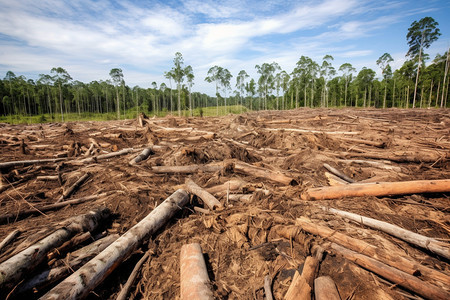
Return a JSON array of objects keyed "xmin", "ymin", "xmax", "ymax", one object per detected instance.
[{"xmin": 0, "ymin": 108, "xmax": 449, "ymax": 299}]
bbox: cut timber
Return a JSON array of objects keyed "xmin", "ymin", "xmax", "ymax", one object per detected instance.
[
  {"xmin": 341, "ymin": 150, "xmax": 445, "ymax": 164},
  {"xmin": 301, "ymin": 179, "xmax": 450, "ymax": 200},
  {"xmin": 116, "ymin": 251, "xmax": 150, "ymax": 300},
  {"xmin": 264, "ymin": 275, "xmax": 274, "ymax": 300},
  {"xmin": 40, "ymin": 189, "xmax": 189, "ymax": 300},
  {"xmin": 0, "ymin": 158, "xmax": 67, "ymax": 169},
  {"xmin": 15, "ymin": 234, "xmax": 118, "ymax": 296},
  {"xmin": 129, "ymin": 147, "xmax": 154, "ymax": 165},
  {"xmin": 0, "ymin": 192, "xmax": 111, "ymax": 224},
  {"xmin": 314, "ymin": 276, "xmax": 341, "ymax": 300},
  {"xmin": 77, "ymin": 148, "xmax": 137, "ymax": 164},
  {"xmin": 180, "ymin": 243, "xmax": 213, "ymax": 300},
  {"xmin": 151, "ymin": 164, "xmax": 222, "ymax": 174},
  {"xmin": 47, "ymin": 232, "xmax": 92, "ymax": 261},
  {"xmin": 324, "ymin": 172, "xmax": 348, "ymax": 186},
  {"xmin": 233, "ymin": 161, "xmax": 297, "ymax": 186},
  {"xmin": 323, "ymin": 207, "xmax": 450, "ymax": 260},
  {"xmin": 0, "ymin": 229, "xmax": 21, "ymax": 252},
  {"xmin": 57, "ymin": 172, "xmax": 91, "ymax": 203},
  {"xmin": 185, "ymin": 178, "xmax": 223, "ymax": 210},
  {"xmin": 323, "ymin": 163, "xmax": 355, "ymax": 183},
  {"xmin": 337, "ymin": 159, "xmax": 401, "ymax": 172},
  {"xmin": 206, "ymin": 179, "xmax": 247, "ymax": 195},
  {"xmin": 331, "ymin": 243, "xmax": 450, "ymax": 300},
  {"xmin": 295, "ymin": 217, "xmax": 450, "ymax": 286},
  {"xmin": 0, "ymin": 207, "xmax": 110, "ymax": 291},
  {"xmin": 265, "ymin": 127, "xmax": 359, "ymax": 135},
  {"xmin": 284, "ymin": 256, "xmax": 319, "ymax": 300},
  {"xmin": 339, "ymin": 137, "xmax": 387, "ymax": 148}
]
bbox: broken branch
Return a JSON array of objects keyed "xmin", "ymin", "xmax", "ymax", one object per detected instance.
[{"xmin": 185, "ymin": 178, "xmax": 223, "ymax": 210}]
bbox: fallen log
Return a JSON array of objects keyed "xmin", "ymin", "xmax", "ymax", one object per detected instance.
[
  {"xmin": 180, "ymin": 243, "xmax": 213, "ymax": 300},
  {"xmin": 47, "ymin": 232, "xmax": 92, "ymax": 261},
  {"xmin": 151, "ymin": 164, "xmax": 223, "ymax": 174},
  {"xmin": 56, "ymin": 173, "xmax": 91, "ymax": 203},
  {"xmin": 0, "ymin": 192, "xmax": 111, "ymax": 224},
  {"xmin": 284, "ymin": 256, "xmax": 319, "ymax": 300},
  {"xmin": 129, "ymin": 147, "xmax": 154, "ymax": 165},
  {"xmin": 116, "ymin": 251, "xmax": 150, "ymax": 300},
  {"xmin": 339, "ymin": 137, "xmax": 387, "ymax": 148},
  {"xmin": 15, "ymin": 234, "xmax": 118, "ymax": 296},
  {"xmin": 323, "ymin": 163, "xmax": 355, "ymax": 183},
  {"xmin": 264, "ymin": 275, "xmax": 273, "ymax": 300},
  {"xmin": 324, "ymin": 172, "xmax": 348, "ymax": 186},
  {"xmin": 205, "ymin": 179, "xmax": 247, "ymax": 195},
  {"xmin": 322, "ymin": 207, "xmax": 450, "ymax": 260},
  {"xmin": 314, "ymin": 276, "xmax": 341, "ymax": 300},
  {"xmin": 337, "ymin": 159, "xmax": 402, "ymax": 172},
  {"xmin": 77, "ymin": 148, "xmax": 137, "ymax": 164},
  {"xmin": 0, "ymin": 158, "xmax": 67, "ymax": 170},
  {"xmin": 264, "ymin": 127, "xmax": 359, "ymax": 135},
  {"xmin": 0, "ymin": 207, "xmax": 110, "ymax": 291},
  {"xmin": 341, "ymin": 150, "xmax": 445, "ymax": 164},
  {"xmin": 40, "ymin": 189, "xmax": 189, "ymax": 300},
  {"xmin": 331, "ymin": 243, "xmax": 450, "ymax": 300},
  {"xmin": 185, "ymin": 178, "xmax": 223, "ymax": 210},
  {"xmin": 233, "ymin": 161, "xmax": 297, "ymax": 186},
  {"xmin": 295, "ymin": 217, "xmax": 450, "ymax": 286},
  {"xmin": 301, "ymin": 179, "xmax": 450, "ymax": 200},
  {"xmin": 0, "ymin": 229, "xmax": 21, "ymax": 252}
]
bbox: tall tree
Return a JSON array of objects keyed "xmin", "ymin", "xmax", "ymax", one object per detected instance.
[
  {"xmin": 170, "ymin": 52, "xmax": 185, "ymax": 116},
  {"xmin": 51, "ymin": 67, "xmax": 72, "ymax": 122},
  {"xmin": 376, "ymin": 53, "xmax": 394, "ymax": 108},
  {"xmin": 164, "ymin": 71, "xmax": 174, "ymax": 114},
  {"xmin": 205, "ymin": 65, "xmax": 223, "ymax": 116},
  {"xmin": 220, "ymin": 68, "xmax": 232, "ymax": 113},
  {"xmin": 185, "ymin": 65, "xmax": 194, "ymax": 116},
  {"xmin": 255, "ymin": 62, "xmax": 280, "ymax": 110},
  {"xmin": 406, "ymin": 17, "xmax": 441, "ymax": 108},
  {"xmin": 320, "ymin": 55, "xmax": 335, "ymax": 107},
  {"xmin": 109, "ymin": 68, "xmax": 123, "ymax": 119},
  {"xmin": 339, "ymin": 63, "xmax": 356, "ymax": 107},
  {"xmin": 236, "ymin": 70, "xmax": 249, "ymax": 112}
]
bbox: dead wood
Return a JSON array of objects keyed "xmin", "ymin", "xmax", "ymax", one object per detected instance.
[
  {"xmin": 339, "ymin": 137, "xmax": 387, "ymax": 148},
  {"xmin": 331, "ymin": 243, "xmax": 450, "ymax": 300},
  {"xmin": 0, "ymin": 158, "xmax": 67, "ymax": 170},
  {"xmin": 323, "ymin": 207, "xmax": 450, "ymax": 260},
  {"xmin": 56, "ymin": 172, "xmax": 91, "ymax": 203},
  {"xmin": 265, "ymin": 127, "xmax": 359, "ymax": 135},
  {"xmin": 47, "ymin": 232, "xmax": 92, "ymax": 261},
  {"xmin": 0, "ymin": 193, "xmax": 110, "ymax": 224},
  {"xmin": 233, "ymin": 161, "xmax": 297, "ymax": 186},
  {"xmin": 36, "ymin": 175, "xmax": 59, "ymax": 181},
  {"xmin": 341, "ymin": 150, "xmax": 446, "ymax": 164},
  {"xmin": 0, "ymin": 207, "xmax": 110, "ymax": 291},
  {"xmin": 323, "ymin": 163, "xmax": 355, "ymax": 183},
  {"xmin": 301, "ymin": 179, "xmax": 450, "ymax": 200},
  {"xmin": 284, "ymin": 256, "xmax": 319, "ymax": 300},
  {"xmin": 324, "ymin": 172, "xmax": 348, "ymax": 186},
  {"xmin": 264, "ymin": 275, "xmax": 274, "ymax": 300},
  {"xmin": 180, "ymin": 243, "xmax": 213, "ymax": 300},
  {"xmin": 40, "ymin": 189, "xmax": 189, "ymax": 300},
  {"xmin": 295, "ymin": 217, "xmax": 450, "ymax": 286},
  {"xmin": 205, "ymin": 179, "xmax": 248, "ymax": 195},
  {"xmin": 77, "ymin": 147, "xmax": 137, "ymax": 164},
  {"xmin": 129, "ymin": 147, "xmax": 154, "ymax": 165},
  {"xmin": 151, "ymin": 164, "xmax": 223, "ymax": 174},
  {"xmin": 314, "ymin": 276, "xmax": 341, "ymax": 300},
  {"xmin": 0, "ymin": 229, "xmax": 21, "ymax": 252},
  {"xmin": 337, "ymin": 159, "xmax": 402, "ymax": 172},
  {"xmin": 169, "ymin": 133, "xmax": 216, "ymax": 142},
  {"xmin": 185, "ymin": 178, "xmax": 223, "ymax": 210},
  {"xmin": 116, "ymin": 250, "xmax": 150, "ymax": 300}
]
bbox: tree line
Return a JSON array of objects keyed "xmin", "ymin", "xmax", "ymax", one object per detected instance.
[{"xmin": 1, "ymin": 17, "xmax": 448, "ymax": 122}]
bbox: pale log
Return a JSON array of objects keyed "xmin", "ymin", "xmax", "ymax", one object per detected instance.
[
  {"xmin": 339, "ymin": 137, "xmax": 386, "ymax": 148},
  {"xmin": 151, "ymin": 164, "xmax": 222, "ymax": 174},
  {"xmin": 47, "ymin": 232, "xmax": 92, "ymax": 261},
  {"xmin": 205, "ymin": 179, "xmax": 247, "ymax": 195},
  {"xmin": 233, "ymin": 161, "xmax": 297, "ymax": 186},
  {"xmin": 78, "ymin": 148, "xmax": 137, "ymax": 164},
  {"xmin": 323, "ymin": 207, "xmax": 450, "ymax": 260},
  {"xmin": 0, "ymin": 207, "xmax": 110, "ymax": 291},
  {"xmin": 129, "ymin": 147, "xmax": 153, "ymax": 165},
  {"xmin": 40, "ymin": 189, "xmax": 189, "ymax": 300},
  {"xmin": 331, "ymin": 243, "xmax": 450, "ymax": 300},
  {"xmin": 314, "ymin": 276, "xmax": 341, "ymax": 300},
  {"xmin": 0, "ymin": 158, "xmax": 67, "ymax": 169},
  {"xmin": 264, "ymin": 127, "xmax": 359, "ymax": 135},
  {"xmin": 295, "ymin": 217, "xmax": 450, "ymax": 286},
  {"xmin": 264, "ymin": 275, "xmax": 274, "ymax": 300},
  {"xmin": 301, "ymin": 179, "xmax": 450, "ymax": 200},
  {"xmin": 342, "ymin": 150, "xmax": 445, "ymax": 164},
  {"xmin": 0, "ymin": 230, "xmax": 21, "ymax": 252},
  {"xmin": 180, "ymin": 243, "xmax": 213, "ymax": 300},
  {"xmin": 323, "ymin": 163, "xmax": 355, "ymax": 183},
  {"xmin": 324, "ymin": 172, "xmax": 348, "ymax": 186},
  {"xmin": 284, "ymin": 256, "xmax": 318, "ymax": 300},
  {"xmin": 56, "ymin": 173, "xmax": 91, "ymax": 203},
  {"xmin": 185, "ymin": 178, "xmax": 223, "ymax": 210},
  {"xmin": 337, "ymin": 159, "xmax": 402, "ymax": 172}
]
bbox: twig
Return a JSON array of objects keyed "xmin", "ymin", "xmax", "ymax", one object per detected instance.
[{"xmin": 116, "ymin": 251, "xmax": 150, "ymax": 300}]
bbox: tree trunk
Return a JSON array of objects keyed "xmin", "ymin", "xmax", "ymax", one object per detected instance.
[
  {"xmin": 40, "ymin": 190, "xmax": 189, "ymax": 300},
  {"xmin": 314, "ymin": 276, "xmax": 341, "ymax": 300},
  {"xmin": 0, "ymin": 157, "xmax": 67, "ymax": 170},
  {"xmin": 59, "ymin": 83, "xmax": 64, "ymax": 122},
  {"xmin": 233, "ymin": 160, "xmax": 297, "ymax": 186},
  {"xmin": 180, "ymin": 243, "xmax": 213, "ymax": 300},
  {"xmin": 116, "ymin": 86, "xmax": 120, "ymax": 120},
  {"xmin": 383, "ymin": 82, "xmax": 387, "ymax": 108},
  {"xmin": 0, "ymin": 208, "xmax": 110, "ymax": 291},
  {"xmin": 285, "ymin": 255, "xmax": 320, "ymax": 300},
  {"xmin": 129, "ymin": 147, "xmax": 153, "ymax": 165},
  {"xmin": 323, "ymin": 163, "xmax": 355, "ymax": 183},
  {"xmin": 412, "ymin": 43, "xmax": 423, "ymax": 108},
  {"xmin": 0, "ymin": 230, "xmax": 21, "ymax": 252},
  {"xmin": 185, "ymin": 178, "xmax": 223, "ymax": 210},
  {"xmin": 57, "ymin": 173, "xmax": 91, "ymax": 203},
  {"xmin": 323, "ymin": 207, "xmax": 450, "ymax": 260},
  {"xmin": 441, "ymin": 48, "xmax": 450, "ymax": 107}
]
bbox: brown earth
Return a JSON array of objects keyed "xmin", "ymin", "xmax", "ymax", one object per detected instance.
[{"xmin": 0, "ymin": 108, "xmax": 449, "ymax": 299}]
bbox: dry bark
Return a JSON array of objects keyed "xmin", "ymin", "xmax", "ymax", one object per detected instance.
[
  {"xmin": 264, "ymin": 275, "xmax": 274, "ymax": 300},
  {"xmin": 205, "ymin": 179, "xmax": 248, "ymax": 195},
  {"xmin": 129, "ymin": 147, "xmax": 154, "ymax": 165},
  {"xmin": 116, "ymin": 251, "xmax": 150, "ymax": 300},
  {"xmin": 323, "ymin": 163, "xmax": 355, "ymax": 183},
  {"xmin": 0, "ymin": 229, "xmax": 21, "ymax": 252},
  {"xmin": 331, "ymin": 243, "xmax": 450, "ymax": 300},
  {"xmin": 284, "ymin": 256, "xmax": 318, "ymax": 300},
  {"xmin": 77, "ymin": 148, "xmax": 137, "ymax": 164},
  {"xmin": 323, "ymin": 207, "xmax": 450, "ymax": 260},
  {"xmin": 185, "ymin": 178, "xmax": 223, "ymax": 210},
  {"xmin": 0, "ymin": 158, "xmax": 67, "ymax": 170},
  {"xmin": 314, "ymin": 276, "xmax": 341, "ymax": 300},
  {"xmin": 40, "ymin": 189, "xmax": 189, "ymax": 300},
  {"xmin": 47, "ymin": 232, "xmax": 92, "ymax": 261},
  {"xmin": 151, "ymin": 164, "xmax": 222, "ymax": 174},
  {"xmin": 56, "ymin": 173, "xmax": 91, "ymax": 203},
  {"xmin": 233, "ymin": 161, "xmax": 297, "ymax": 186},
  {"xmin": 301, "ymin": 179, "xmax": 450, "ymax": 200},
  {"xmin": 0, "ymin": 207, "xmax": 110, "ymax": 291}
]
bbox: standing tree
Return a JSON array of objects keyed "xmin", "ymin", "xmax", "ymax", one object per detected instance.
[
  {"xmin": 51, "ymin": 67, "xmax": 72, "ymax": 122},
  {"xmin": 406, "ymin": 17, "xmax": 441, "ymax": 108},
  {"xmin": 185, "ymin": 65, "xmax": 194, "ymax": 116},
  {"xmin": 320, "ymin": 55, "xmax": 335, "ymax": 107},
  {"xmin": 164, "ymin": 71, "xmax": 174, "ymax": 114},
  {"xmin": 236, "ymin": 70, "xmax": 249, "ymax": 112},
  {"xmin": 220, "ymin": 68, "xmax": 232, "ymax": 114},
  {"xmin": 280, "ymin": 71, "xmax": 290, "ymax": 110},
  {"xmin": 109, "ymin": 68, "xmax": 123, "ymax": 120},
  {"xmin": 339, "ymin": 63, "xmax": 356, "ymax": 107},
  {"xmin": 205, "ymin": 65, "xmax": 223, "ymax": 116},
  {"xmin": 376, "ymin": 53, "xmax": 394, "ymax": 108},
  {"xmin": 170, "ymin": 52, "xmax": 185, "ymax": 116}
]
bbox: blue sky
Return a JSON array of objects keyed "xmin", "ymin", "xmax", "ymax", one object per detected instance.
[{"xmin": 0, "ymin": 0, "xmax": 449, "ymax": 95}]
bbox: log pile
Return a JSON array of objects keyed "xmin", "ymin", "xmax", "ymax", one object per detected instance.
[{"xmin": 0, "ymin": 108, "xmax": 449, "ymax": 299}]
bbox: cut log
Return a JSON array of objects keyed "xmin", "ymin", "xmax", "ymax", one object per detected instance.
[
  {"xmin": 227, "ymin": 194, "xmax": 252, "ymax": 202},
  {"xmin": 47, "ymin": 232, "xmax": 92, "ymax": 261},
  {"xmin": 185, "ymin": 178, "xmax": 223, "ymax": 210},
  {"xmin": 40, "ymin": 189, "xmax": 189, "ymax": 300},
  {"xmin": 339, "ymin": 137, "xmax": 387, "ymax": 148},
  {"xmin": 0, "ymin": 158, "xmax": 67, "ymax": 170},
  {"xmin": 0, "ymin": 207, "xmax": 110, "ymax": 291},
  {"xmin": 323, "ymin": 163, "xmax": 355, "ymax": 183},
  {"xmin": 36, "ymin": 175, "xmax": 59, "ymax": 181},
  {"xmin": 264, "ymin": 127, "xmax": 359, "ymax": 135},
  {"xmin": 14, "ymin": 234, "xmax": 118, "ymax": 296},
  {"xmin": 337, "ymin": 159, "xmax": 402, "ymax": 172},
  {"xmin": 116, "ymin": 251, "xmax": 150, "ymax": 300},
  {"xmin": 151, "ymin": 164, "xmax": 222, "ymax": 174},
  {"xmin": 129, "ymin": 147, "xmax": 154, "ymax": 165},
  {"xmin": 324, "ymin": 172, "xmax": 348, "ymax": 186},
  {"xmin": 295, "ymin": 217, "xmax": 450, "ymax": 286},
  {"xmin": 0, "ymin": 192, "xmax": 111, "ymax": 224},
  {"xmin": 56, "ymin": 173, "xmax": 91, "ymax": 203},
  {"xmin": 331, "ymin": 243, "xmax": 450, "ymax": 300},
  {"xmin": 77, "ymin": 148, "xmax": 137, "ymax": 164},
  {"xmin": 301, "ymin": 179, "xmax": 450, "ymax": 200},
  {"xmin": 180, "ymin": 243, "xmax": 213, "ymax": 300},
  {"xmin": 264, "ymin": 275, "xmax": 274, "ymax": 300},
  {"xmin": 205, "ymin": 179, "xmax": 247, "ymax": 195},
  {"xmin": 284, "ymin": 256, "xmax": 319, "ymax": 300},
  {"xmin": 341, "ymin": 150, "xmax": 445, "ymax": 164},
  {"xmin": 314, "ymin": 276, "xmax": 341, "ymax": 300},
  {"xmin": 0, "ymin": 230, "xmax": 21, "ymax": 252},
  {"xmin": 233, "ymin": 161, "xmax": 297, "ymax": 186},
  {"xmin": 322, "ymin": 207, "xmax": 450, "ymax": 260}
]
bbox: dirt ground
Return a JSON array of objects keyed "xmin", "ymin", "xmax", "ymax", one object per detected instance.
[{"xmin": 0, "ymin": 108, "xmax": 449, "ymax": 299}]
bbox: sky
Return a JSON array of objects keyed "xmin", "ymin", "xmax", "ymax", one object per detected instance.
[{"xmin": 0, "ymin": 0, "xmax": 449, "ymax": 95}]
